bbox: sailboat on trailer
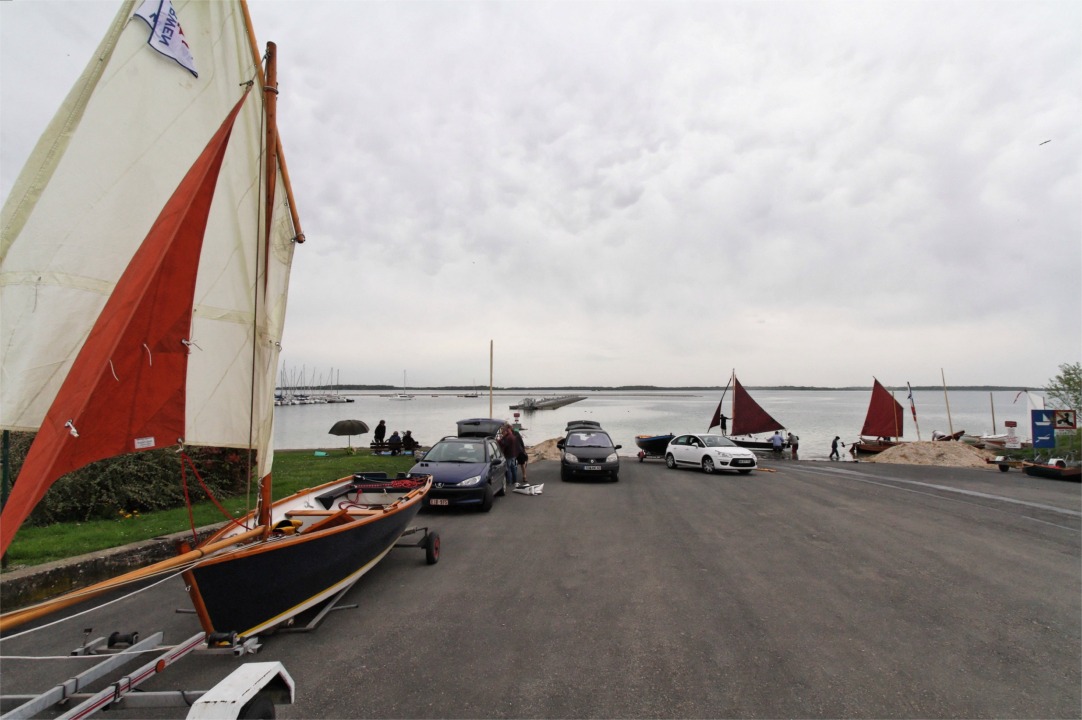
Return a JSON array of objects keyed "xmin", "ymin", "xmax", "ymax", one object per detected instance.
[
  {"xmin": 850, "ymin": 378, "xmax": 905, "ymax": 454},
  {"xmin": 709, "ymin": 373, "xmax": 787, "ymax": 449},
  {"xmin": 0, "ymin": 0, "xmax": 431, "ymax": 638}
]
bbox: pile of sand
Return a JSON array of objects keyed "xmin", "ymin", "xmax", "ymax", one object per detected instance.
[
  {"xmin": 525, "ymin": 438, "xmax": 563, "ymax": 462},
  {"xmin": 867, "ymin": 441, "xmax": 994, "ymax": 468}
]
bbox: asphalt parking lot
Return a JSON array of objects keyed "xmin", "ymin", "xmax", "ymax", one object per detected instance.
[{"xmin": 2, "ymin": 458, "xmax": 1079, "ymax": 718}]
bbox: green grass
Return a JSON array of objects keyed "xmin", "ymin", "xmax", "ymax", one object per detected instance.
[{"xmin": 1, "ymin": 449, "xmax": 418, "ymax": 570}]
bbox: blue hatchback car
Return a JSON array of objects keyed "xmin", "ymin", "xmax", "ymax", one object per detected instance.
[{"xmin": 409, "ymin": 435, "xmax": 509, "ymax": 512}]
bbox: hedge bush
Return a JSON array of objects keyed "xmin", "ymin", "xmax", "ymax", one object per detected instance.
[{"xmin": 3, "ymin": 432, "xmax": 255, "ymax": 525}]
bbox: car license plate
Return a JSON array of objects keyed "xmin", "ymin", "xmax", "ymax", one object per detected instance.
[
  {"xmin": 733, "ymin": 459, "xmax": 752, "ymax": 466},
  {"xmin": 584, "ymin": 465, "xmax": 601, "ymax": 471},
  {"xmin": 430, "ymin": 498, "xmax": 449, "ymax": 506}
]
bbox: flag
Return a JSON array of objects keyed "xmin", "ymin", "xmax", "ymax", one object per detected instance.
[
  {"xmin": 135, "ymin": 0, "xmax": 198, "ymax": 77},
  {"xmin": 907, "ymin": 382, "xmax": 918, "ymax": 422}
]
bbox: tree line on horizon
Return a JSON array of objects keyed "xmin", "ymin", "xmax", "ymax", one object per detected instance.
[{"xmin": 310, "ymin": 384, "xmax": 1040, "ymax": 393}]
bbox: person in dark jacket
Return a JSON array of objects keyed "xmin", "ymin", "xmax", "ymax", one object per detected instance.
[
  {"xmin": 512, "ymin": 428, "xmax": 528, "ymax": 485},
  {"xmin": 387, "ymin": 430, "xmax": 402, "ymax": 455},
  {"xmin": 498, "ymin": 424, "xmax": 519, "ymax": 487},
  {"xmin": 373, "ymin": 420, "xmax": 387, "ymax": 444}
]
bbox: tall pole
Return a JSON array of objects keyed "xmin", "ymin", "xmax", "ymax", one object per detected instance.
[
  {"xmin": 489, "ymin": 340, "xmax": 494, "ymax": 418},
  {"xmin": 989, "ymin": 392, "xmax": 997, "ymax": 434},
  {"xmin": 941, "ymin": 368, "xmax": 954, "ymax": 436},
  {"xmin": 908, "ymin": 382, "xmax": 922, "ymax": 441}
]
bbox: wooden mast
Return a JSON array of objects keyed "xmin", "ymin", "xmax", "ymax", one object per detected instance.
[{"xmin": 255, "ymin": 40, "xmax": 278, "ymax": 532}]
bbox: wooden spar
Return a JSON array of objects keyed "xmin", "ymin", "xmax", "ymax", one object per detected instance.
[
  {"xmin": 255, "ymin": 40, "xmax": 279, "ymax": 532},
  {"xmin": 0, "ymin": 526, "xmax": 267, "ymax": 632},
  {"xmin": 990, "ymin": 392, "xmax": 997, "ymax": 434},
  {"xmin": 941, "ymin": 368, "xmax": 954, "ymax": 435},
  {"xmin": 240, "ymin": 0, "xmax": 305, "ymax": 244}
]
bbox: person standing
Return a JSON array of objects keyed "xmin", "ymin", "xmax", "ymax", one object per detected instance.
[
  {"xmin": 830, "ymin": 436, "xmax": 844, "ymax": 460},
  {"xmin": 373, "ymin": 420, "xmax": 387, "ymax": 445},
  {"xmin": 512, "ymin": 427, "xmax": 528, "ymax": 486},
  {"xmin": 771, "ymin": 431, "xmax": 784, "ymax": 455},
  {"xmin": 788, "ymin": 432, "xmax": 799, "ymax": 460},
  {"xmin": 498, "ymin": 424, "xmax": 519, "ymax": 487}
]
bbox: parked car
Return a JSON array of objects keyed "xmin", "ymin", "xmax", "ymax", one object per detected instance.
[
  {"xmin": 409, "ymin": 434, "xmax": 509, "ymax": 511},
  {"xmin": 665, "ymin": 433, "xmax": 757, "ymax": 474},
  {"xmin": 557, "ymin": 427, "xmax": 621, "ymax": 482}
]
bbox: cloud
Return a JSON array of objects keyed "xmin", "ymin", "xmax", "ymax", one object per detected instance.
[{"xmin": 3, "ymin": 0, "xmax": 1079, "ymax": 388}]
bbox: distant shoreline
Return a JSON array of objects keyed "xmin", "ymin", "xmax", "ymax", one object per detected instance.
[{"xmin": 284, "ymin": 385, "xmax": 1037, "ymax": 393}]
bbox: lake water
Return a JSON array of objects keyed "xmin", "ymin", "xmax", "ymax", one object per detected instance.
[{"xmin": 274, "ymin": 389, "xmax": 1043, "ymax": 461}]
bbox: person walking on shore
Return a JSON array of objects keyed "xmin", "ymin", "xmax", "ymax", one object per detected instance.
[
  {"xmin": 830, "ymin": 436, "xmax": 844, "ymax": 460},
  {"xmin": 788, "ymin": 432, "xmax": 799, "ymax": 460}
]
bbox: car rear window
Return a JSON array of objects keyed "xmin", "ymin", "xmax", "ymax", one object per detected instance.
[
  {"xmin": 566, "ymin": 432, "xmax": 613, "ymax": 448},
  {"xmin": 425, "ymin": 442, "xmax": 485, "ymax": 462}
]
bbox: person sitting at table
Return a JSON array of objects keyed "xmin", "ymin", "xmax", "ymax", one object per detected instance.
[{"xmin": 387, "ymin": 430, "xmax": 402, "ymax": 455}]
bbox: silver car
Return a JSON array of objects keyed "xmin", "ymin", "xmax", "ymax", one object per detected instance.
[{"xmin": 665, "ymin": 433, "xmax": 757, "ymax": 474}]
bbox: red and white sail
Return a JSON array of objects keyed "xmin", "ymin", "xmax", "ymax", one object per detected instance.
[{"xmin": 0, "ymin": 0, "xmax": 298, "ymax": 553}]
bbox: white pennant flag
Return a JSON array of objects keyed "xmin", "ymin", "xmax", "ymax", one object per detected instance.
[{"xmin": 134, "ymin": 0, "xmax": 198, "ymax": 77}]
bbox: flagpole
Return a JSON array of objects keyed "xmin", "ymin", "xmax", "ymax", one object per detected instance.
[{"xmin": 907, "ymin": 382, "xmax": 922, "ymax": 441}]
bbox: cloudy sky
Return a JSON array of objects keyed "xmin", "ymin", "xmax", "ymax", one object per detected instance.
[{"xmin": 2, "ymin": 1, "xmax": 1079, "ymax": 389}]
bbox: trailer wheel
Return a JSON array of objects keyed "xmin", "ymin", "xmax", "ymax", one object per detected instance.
[
  {"xmin": 999, "ymin": 464, "xmax": 1009, "ymax": 472},
  {"xmin": 238, "ymin": 691, "xmax": 276, "ymax": 719},
  {"xmin": 425, "ymin": 532, "xmax": 441, "ymax": 565}
]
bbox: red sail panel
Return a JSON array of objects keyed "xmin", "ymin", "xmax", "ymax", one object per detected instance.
[
  {"xmin": 730, "ymin": 378, "xmax": 785, "ymax": 436},
  {"xmin": 860, "ymin": 378, "xmax": 905, "ymax": 438},
  {"xmin": 0, "ymin": 93, "xmax": 250, "ymax": 555}
]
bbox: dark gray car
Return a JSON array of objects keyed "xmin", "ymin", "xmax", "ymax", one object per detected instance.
[{"xmin": 557, "ymin": 428, "xmax": 621, "ymax": 482}]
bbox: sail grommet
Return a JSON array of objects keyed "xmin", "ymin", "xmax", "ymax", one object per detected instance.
[
  {"xmin": 182, "ymin": 339, "xmax": 202, "ymax": 352},
  {"xmin": 64, "ymin": 420, "xmax": 79, "ymax": 438}
]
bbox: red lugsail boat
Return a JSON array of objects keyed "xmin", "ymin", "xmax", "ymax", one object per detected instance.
[
  {"xmin": 0, "ymin": 0, "xmax": 432, "ymax": 639},
  {"xmin": 850, "ymin": 378, "xmax": 905, "ymax": 454},
  {"xmin": 708, "ymin": 372, "xmax": 787, "ymax": 449}
]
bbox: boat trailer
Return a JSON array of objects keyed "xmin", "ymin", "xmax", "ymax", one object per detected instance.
[
  {"xmin": 0, "ymin": 630, "xmax": 293, "ymax": 720},
  {"xmin": 275, "ymin": 524, "xmax": 440, "ymax": 634}
]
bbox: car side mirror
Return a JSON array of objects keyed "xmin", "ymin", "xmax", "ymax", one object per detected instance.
[
  {"xmin": 556, "ymin": 440, "xmax": 565, "ymax": 449},
  {"xmin": 615, "ymin": 445, "xmax": 622, "ymax": 450}
]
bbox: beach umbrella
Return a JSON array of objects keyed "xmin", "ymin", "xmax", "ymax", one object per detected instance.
[{"xmin": 329, "ymin": 419, "xmax": 369, "ymax": 449}]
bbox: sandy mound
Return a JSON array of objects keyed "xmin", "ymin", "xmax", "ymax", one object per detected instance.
[
  {"xmin": 525, "ymin": 438, "xmax": 562, "ymax": 462},
  {"xmin": 867, "ymin": 441, "xmax": 995, "ymax": 468}
]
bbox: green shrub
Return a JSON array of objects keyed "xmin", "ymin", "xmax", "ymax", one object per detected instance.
[{"xmin": 4, "ymin": 432, "xmax": 255, "ymax": 525}]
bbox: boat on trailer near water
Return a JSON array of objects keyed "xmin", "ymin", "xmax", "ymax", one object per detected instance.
[
  {"xmin": 635, "ymin": 433, "xmax": 675, "ymax": 461},
  {"xmin": 717, "ymin": 374, "xmax": 788, "ymax": 450},
  {"xmin": 850, "ymin": 379, "xmax": 906, "ymax": 455},
  {"xmin": 0, "ymin": 1, "xmax": 440, "ymax": 711}
]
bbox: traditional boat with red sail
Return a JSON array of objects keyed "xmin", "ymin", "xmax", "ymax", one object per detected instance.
[
  {"xmin": 850, "ymin": 379, "xmax": 905, "ymax": 455},
  {"xmin": 708, "ymin": 373, "xmax": 787, "ymax": 450},
  {"xmin": 0, "ymin": 0, "xmax": 432, "ymax": 640}
]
